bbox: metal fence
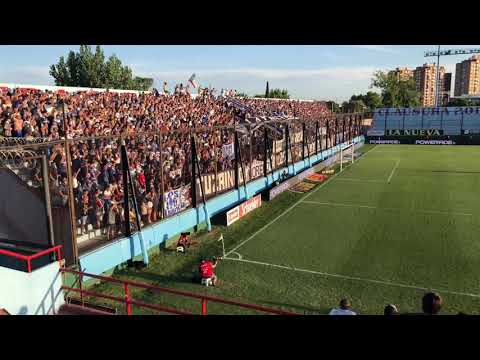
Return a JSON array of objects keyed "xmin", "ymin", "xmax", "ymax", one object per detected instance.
[{"xmin": 0, "ymin": 113, "xmax": 364, "ymax": 264}]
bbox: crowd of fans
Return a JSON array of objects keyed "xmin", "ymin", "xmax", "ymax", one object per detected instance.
[
  {"xmin": 329, "ymin": 292, "xmax": 449, "ymax": 315},
  {"xmin": 240, "ymin": 98, "xmax": 330, "ymax": 122},
  {"xmin": 0, "ymin": 85, "xmax": 334, "ymax": 239}
]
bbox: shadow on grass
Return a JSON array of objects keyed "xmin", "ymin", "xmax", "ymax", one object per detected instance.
[
  {"xmin": 260, "ymin": 300, "xmax": 331, "ymax": 315},
  {"xmin": 123, "ymin": 270, "xmax": 196, "ymax": 285}
]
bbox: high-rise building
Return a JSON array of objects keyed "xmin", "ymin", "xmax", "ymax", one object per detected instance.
[
  {"xmin": 454, "ymin": 55, "xmax": 480, "ymax": 96},
  {"xmin": 442, "ymin": 72, "xmax": 452, "ymax": 105},
  {"xmin": 389, "ymin": 67, "xmax": 414, "ymax": 81},
  {"xmin": 414, "ymin": 63, "xmax": 446, "ymax": 107}
]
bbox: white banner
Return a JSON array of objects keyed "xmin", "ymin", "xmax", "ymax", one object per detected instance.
[{"xmin": 222, "ymin": 142, "xmax": 235, "ymax": 160}]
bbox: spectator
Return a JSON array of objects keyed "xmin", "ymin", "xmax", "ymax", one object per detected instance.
[
  {"xmin": 198, "ymin": 257, "xmax": 219, "ymax": 286},
  {"xmin": 422, "ymin": 292, "xmax": 443, "ymax": 315},
  {"xmin": 384, "ymin": 304, "xmax": 399, "ymax": 315},
  {"xmin": 0, "ymin": 86, "xmax": 334, "ymax": 244},
  {"xmin": 329, "ymin": 298, "xmax": 357, "ymax": 315},
  {"xmin": 0, "ymin": 308, "xmax": 10, "ymax": 315}
]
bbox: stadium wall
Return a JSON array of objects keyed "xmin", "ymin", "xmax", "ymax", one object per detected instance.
[
  {"xmin": 0, "ymin": 261, "xmax": 64, "ymax": 315},
  {"xmin": 0, "ymin": 82, "xmax": 148, "ymax": 95},
  {"xmin": 78, "ymin": 136, "xmax": 365, "ymax": 278}
]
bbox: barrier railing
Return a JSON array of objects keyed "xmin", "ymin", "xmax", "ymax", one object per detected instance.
[
  {"xmin": 60, "ymin": 268, "xmax": 298, "ymax": 315},
  {"xmin": 0, "ymin": 245, "xmax": 62, "ymax": 273}
]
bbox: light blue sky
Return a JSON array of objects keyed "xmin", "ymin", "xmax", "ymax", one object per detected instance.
[{"xmin": 0, "ymin": 45, "xmax": 478, "ymax": 102}]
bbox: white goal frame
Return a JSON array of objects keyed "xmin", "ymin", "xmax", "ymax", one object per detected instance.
[{"xmin": 340, "ymin": 141, "xmax": 355, "ymax": 172}]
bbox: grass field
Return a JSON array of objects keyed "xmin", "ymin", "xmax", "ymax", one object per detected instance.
[{"xmin": 87, "ymin": 144, "xmax": 480, "ymax": 315}]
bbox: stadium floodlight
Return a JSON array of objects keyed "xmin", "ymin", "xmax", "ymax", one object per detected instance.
[{"xmin": 424, "ymin": 48, "xmax": 480, "ymax": 57}]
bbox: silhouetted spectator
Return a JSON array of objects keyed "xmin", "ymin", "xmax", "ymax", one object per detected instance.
[
  {"xmin": 329, "ymin": 298, "xmax": 357, "ymax": 315},
  {"xmin": 384, "ymin": 304, "xmax": 399, "ymax": 315},
  {"xmin": 422, "ymin": 292, "xmax": 443, "ymax": 315}
]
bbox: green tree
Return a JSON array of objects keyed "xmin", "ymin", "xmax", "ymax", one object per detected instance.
[
  {"xmin": 371, "ymin": 70, "xmax": 420, "ymax": 108},
  {"xmin": 50, "ymin": 45, "xmax": 153, "ymax": 91},
  {"xmin": 131, "ymin": 77, "xmax": 154, "ymax": 91},
  {"xmin": 326, "ymin": 101, "xmax": 341, "ymax": 113},
  {"xmin": 236, "ymin": 92, "xmax": 249, "ymax": 97},
  {"xmin": 268, "ymin": 88, "xmax": 290, "ymax": 99},
  {"xmin": 265, "ymin": 81, "xmax": 270, "ymax": 98},
  {"xmin": 350, "ymin": 91, "xmax": 382, "ymax": 111},
  {"xmin": 447, "ymin": 98, "xmax": 480, "ymax": 107}
]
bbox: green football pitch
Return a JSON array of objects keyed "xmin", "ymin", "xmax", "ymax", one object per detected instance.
[{"xmin": 88, "ymin": 144, "xmax": 480, "ymax": 314}]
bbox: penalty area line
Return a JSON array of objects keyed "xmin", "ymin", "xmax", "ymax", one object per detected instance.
[
  {"xmin": 387, "ymin": 159, "xmax": 400, "ymax": 184},
  {"xmin": 300, "ymin": 200, "xmax": 473, "ymax": 217},
  {"xmin": 223, "ymin": 144, "xmax": 380, "ymax": 258},
  {"xmin": 223, "ymin": 257, "xmax": 480, "ymax": 299}
]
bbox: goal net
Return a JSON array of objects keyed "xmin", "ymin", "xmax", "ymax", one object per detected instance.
[{"xmin": 340, "ymin": 142, "xmax": 355, "ymax": 171}]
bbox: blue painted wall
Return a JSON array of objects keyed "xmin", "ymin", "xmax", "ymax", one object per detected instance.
[{"xmin": 79, "ymin": 136, "xmax": 364, "ymax": 276}]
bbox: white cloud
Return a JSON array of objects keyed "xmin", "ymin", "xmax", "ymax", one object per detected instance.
[
  {"xmin": 135, "ymin": 66, "xmax": 377, "ymax": 101},
  {"xmin": 351, "ymin": 45, "xmax": 400, "ymax": 54},
  {"xmin": 140, "ymin": 66, "xmax": 375, "ymax": 80},
  {"xmin": 0, "ymin": 65, "xmax": 53, "ymax": 86}
]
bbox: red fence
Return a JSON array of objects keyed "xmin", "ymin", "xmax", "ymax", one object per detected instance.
[
  {"xmin": 61, "ymin": 268, "xmax": 299, "ymax": 315},
  {"xmin": 0, "ymin": 245, "xmax": 62, "ymax": 273}
]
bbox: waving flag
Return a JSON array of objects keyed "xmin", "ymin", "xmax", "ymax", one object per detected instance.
[{"xmin": 188, "ymin": 73, "xmax": 198, "ymax": 88}]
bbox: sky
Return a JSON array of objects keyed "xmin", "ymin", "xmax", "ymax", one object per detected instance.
[{"xmin": 0, "ymin": 45, "xmax": 479, "ymax": 102}]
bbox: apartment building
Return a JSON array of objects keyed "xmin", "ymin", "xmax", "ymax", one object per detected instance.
[{"xmin": 454, "ymin": 55, "xmax": 480, "ymax": 96}]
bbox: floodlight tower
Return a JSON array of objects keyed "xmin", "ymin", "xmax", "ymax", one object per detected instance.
[{"xmin": 424, "ymin": 46, "xmax": 480, "ymax": 107}]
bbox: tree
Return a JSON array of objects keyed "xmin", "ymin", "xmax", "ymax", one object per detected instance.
[
  {"xmin": 132, "ymin": 77, "xmax": 154, "ymax": 91},
  {"xmin": 447, "ymin": 98, "xmax": 480, "ymax": 107},
  {"xmin": 50, "ymin": 45, "xmax": 153, "ymax": 91},
  {"xmin": 268, "ymin": 88, "xmax": 290, "ymax": 99},
  {"xmin": 371, "ymin": 70, "xmax": 421, "ymax": 108},
  {"xmin": 326, "ymin": 101, "xmax": 341, "ymax": 113},
  {"xmin": 349, "ymin": 91, "xmax": 382, "ymax": 111},
  {"xmin": 265, "ymin": 81, "xmax": 270, "ymax": 98},
  {"xmin": 236, "ymin": 92, "xmax": 249, "ymax": 98}
]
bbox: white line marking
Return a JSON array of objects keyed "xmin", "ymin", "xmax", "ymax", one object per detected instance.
[
  {"xmin": 335, "ymin": 178, "xmax": 386, "ymax": 183},
  {"xmin": 387, "ymin": 159, "xmax": 400, "ymax": 183},
  {"xmin": 224, "ymin": 145, "xmax": 380, "ymax": 258},
  {"xmin": 230, "ymin": 252, "xmax": 243, "ymax": 260},
  {"xmin": 223, "ymin": 257, "xmax": 480, "ymax": 299},
  {"xmin": 300, "ymin": 200, "xmax": 473, "ymax": 217}
]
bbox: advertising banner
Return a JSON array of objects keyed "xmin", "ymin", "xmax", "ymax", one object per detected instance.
[
  {"xmin": 369, "ymin": 139, "xmax": 401, "ymax": 144},
  {"xmin": 226, "ymin": 194, "xmax": 262, "ymax": 226},
  {"xmin": 415, "ymin": 140, "xmax": 456, "ymax": 145},
  {"xmin": 385, "ymin": 129, "xmax": 443, "ymax": 136}
]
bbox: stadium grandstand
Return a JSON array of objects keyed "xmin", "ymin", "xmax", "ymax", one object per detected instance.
[
  {"xmin": 4, "ymin": 80, "xmax": 477, "ymax": 316},
  {"xmin": 0, "ymin": 82, "xmax": 367, "ymax": 315}
]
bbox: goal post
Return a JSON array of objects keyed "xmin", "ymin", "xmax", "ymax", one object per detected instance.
[{"xmin": 340, "ymin": 141, "xmax": 355, "ymax": 172}]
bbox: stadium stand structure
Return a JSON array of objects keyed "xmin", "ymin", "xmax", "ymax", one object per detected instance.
[
  {"xmin": 368, "ymin": 107, "xmax": 480, "ymax": 136},
  {"xmin": 0, "ymin": 82, "xmax": 365, "ymax": 314}
]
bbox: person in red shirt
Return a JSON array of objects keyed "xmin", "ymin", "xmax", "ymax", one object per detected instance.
[
  {"xmin": 198, "ymin": 257, "xmax": 219, "ymax": 286},
  {"xmin": 176, "ymin": 232, "xmax": 192, "ymax": 253}
]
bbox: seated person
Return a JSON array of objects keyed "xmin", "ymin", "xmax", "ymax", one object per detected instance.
[
  {"xmin": 198, "ymin": 257, "xmax": 219, "ymax": 286},
  {"xmin": 176, "ymin": 232, "xmax": 192, "ymax": 252},
  {"xmin": 329, "ymin": 298, "xmax": 356, "ymax": 315},
  {"xmin": 422, "ymin": 292, "xmax": 443, "ymax": 315},
  {"xmin": 384, "ymin": 304, "xmax": 399, "ymax": 315}
]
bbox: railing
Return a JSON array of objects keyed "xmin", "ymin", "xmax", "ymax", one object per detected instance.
[
  {"xmin": 60, "ymin": 268, "xmax": 299, "ymax": 316},
  {"xmin": 0, "ymin": 245, "xmax": 62, "ymax": 273}
]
